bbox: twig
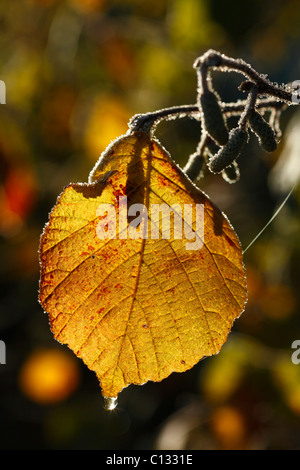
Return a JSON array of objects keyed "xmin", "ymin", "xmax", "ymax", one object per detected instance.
[{"xmin": 128, "ymin": 49, "xmax": 298, "ymax": 182}]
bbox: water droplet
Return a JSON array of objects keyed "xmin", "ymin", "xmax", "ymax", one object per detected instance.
[{"xmin": 103, "ymin": 396, "xmax": 118, "ymax": 411}]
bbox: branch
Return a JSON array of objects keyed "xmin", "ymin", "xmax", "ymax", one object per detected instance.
[
  {"xmin": 128, "ymin": 49, "xmax": 299, "ymax": 183},
  {"xmin": 128, "ymin": 98, "xmax": 287, "ymax": 134}
]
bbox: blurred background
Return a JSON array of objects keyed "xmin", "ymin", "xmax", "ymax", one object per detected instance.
[{"xmin": 1, "ymin": 0, "xmax": 300, "ymax": 450}]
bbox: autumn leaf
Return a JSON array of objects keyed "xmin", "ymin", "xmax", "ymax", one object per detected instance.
[{"xmin": 39, "ymin": 130, "xmax": 247, "ymax": 402}]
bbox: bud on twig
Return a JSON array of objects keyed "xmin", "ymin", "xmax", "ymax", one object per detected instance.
[
  {"xmin": 208, "ymin": 127, "xmax": 248, "ymax": 173},
  {"xmin": 199, "ymin": 90, "xmax": 229, "ymax": 146},
  {"xmin": 184, "ymin": 151, "xmax": 206, "ymax": 181},
  {"xmin": 221, "ymin": 161, "xmax": 240, "ymax": 183},
  {"xmin": 248, "ymin": 110, "xmax": 277, "ymax": 152},
  {"xmin": 204, "ymin": 137, "xmax": 220, "ymax": 157}
]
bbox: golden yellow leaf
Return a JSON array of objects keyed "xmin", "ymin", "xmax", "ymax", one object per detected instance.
[{"xmin": 39, "ymin": 130, "xmax": 247, "ymax": 401}]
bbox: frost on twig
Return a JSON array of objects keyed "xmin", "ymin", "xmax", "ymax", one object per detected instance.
[{"xmin": 129, "ymin": 49, "xmax": 299, "ymax": 183}]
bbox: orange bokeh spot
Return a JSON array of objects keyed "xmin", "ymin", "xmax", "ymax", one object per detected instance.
[
  {"xmin": 210, "ymin": 406, "xmax": 246, "ymax": 449},
  {"xmin": 0, "ymin": 166, "xmax": 37, "ymax": 236},
  {"xmin": 259, "ymin": 284, "xmax": 295, "ymax": 320},
  {"xmin": 19, "ymin": 349, "xmax": 80, "ymax": 404}
]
